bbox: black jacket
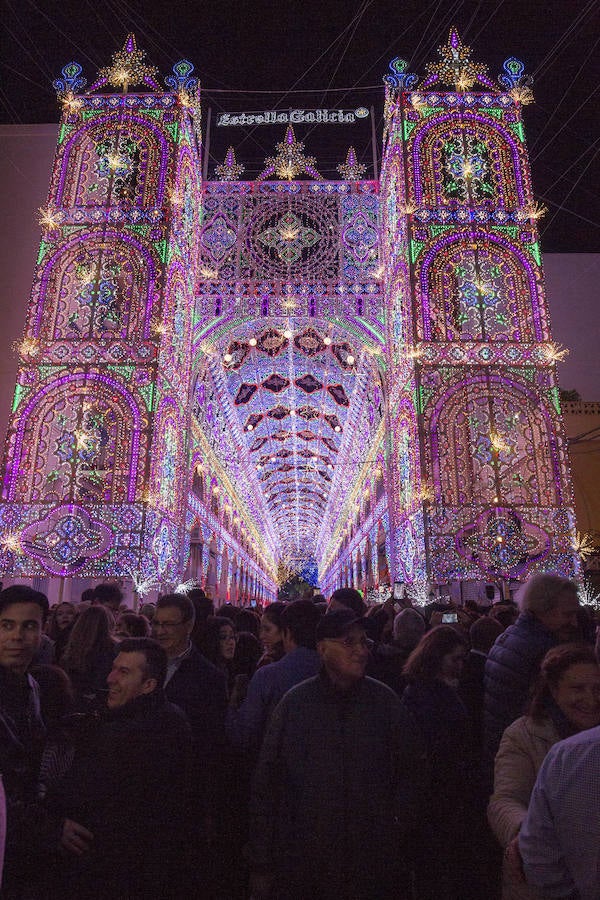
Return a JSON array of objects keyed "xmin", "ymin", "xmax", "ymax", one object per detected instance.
[
  {"xmin": 47, "ymin": 690, "xmax": 192, "ymax": 899},
  {"xmin": 164, "ymin": 645, "xmax": 227, "ymax": 799}
]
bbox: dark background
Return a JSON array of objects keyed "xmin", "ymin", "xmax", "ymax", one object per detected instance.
[{"xmin": 2, "ymin": 0, "xmax": 599, "ymax": 251}]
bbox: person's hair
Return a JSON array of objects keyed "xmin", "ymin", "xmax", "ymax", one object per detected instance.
[
  {"xmin": 116, "ymin": 612, "xmax": 150, "ymax": 638},
  {"xmin": 186, "ymin": 587, "xmax": 207, "ymax": 603},
  {"xmin": 469, "ymin": 616, "xmax": 504, "ymax": 654},
  {"xmin": 529, "ymin": 643, "xmax": 599, "ymax": 721},
  {"xmin": 199, "ymin": 616, "xmax": 236, "ymax": 666},
  {"xmin": 139, "ymin": 602, "xmax": 156, "ymax": 621},
  {"xmin": 489, "ymin": 602, "xmax": 519, "ymax": 630},
  {"xmin": 393, "ymin": 608, "xmax": 426, "ymax": 648},
  {"xmin": 118, "ymin": 637, "xmax": 167, "ymax": 686},
  {"xmin": 234, "ymin": 609, "xmax": 260, "ymax": 637},
  {"xmin": 61, "ymin": 605, "xmax": 114, "ymax": 675},
  {"xmin": 518, "ymin": 574, "xmax": 578, "ymax": 616},
  {"xmin": 92, "ymin": 582, "xmax": 123, "ymax": 608},
  {"xmin": 262, "ymin": 601, "xmax": 287, "ymax": 631},
  {"xmin": 234, "ymin": 631, "xmax": 262, "ymax": 678},
  {"xmin": 280, "ymin": 599, "xmax": 322, "ymax": 650},
  {"xmin": 156, "ymin": 592, "xmax": 195, "ymax": 625},
  {"xmin": 403, "ymin": 625, "xmax": 468, "ymax": 682},
  {"xmin": 30, "ymin": 664, "xmax": 74, "ymax": 727},
  {"xmin": 312, "ymin": 594, "xmax": 327, "ymax": 604},
  {"xmin": 80, "ymin": 588, "xmax": 95, "ymax": 604},
  {"xmin": 329, "ymin": 587, "xmax": 366, "ymax": 616},
  {"xmin": 45, "ymin": 601, "xmax": 76, "ymax": 640},
  {"xmin": 216, "ymin": 603, "xmax": 238, "ymax": 624},
  {"xmin": 0, "ymin": 585, "xmax": 49, "ymax": 623}
]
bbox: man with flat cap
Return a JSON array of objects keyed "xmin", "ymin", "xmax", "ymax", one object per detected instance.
[{"xmin": 247, "ymin": 608, "xmax": 428, "ymax": 900}]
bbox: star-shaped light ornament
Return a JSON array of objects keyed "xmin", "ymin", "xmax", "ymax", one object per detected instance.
[
  {"xmin": 96, "ymin": 34, "xmax": 161, "ymax": 93},
  {"xmin": 426, "ymin": 28, "xmax": 491, "ymax": 91},
  {"xmin": 215, "ymin": 147, "xmax": 245, "ymax": 181},
  {"xmin": 337, "ymin": 147, "xmax": 366, "ymax": 181},
  {"xmin": 260, "ymin": 126, "xmax": 322, "ymax": 181}
]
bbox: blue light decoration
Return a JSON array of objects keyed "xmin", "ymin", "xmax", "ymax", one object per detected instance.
[
  {"xmin": 52, "ymin": 62, "xmax": 86, "ymax": 96},
  {"xmin": 383, "ymin": 58, "xmax": 418, "ymax": 92},
  {"xmin": 498, "ymin": 57, "xmax": 531, "ymax": 91},
  {"xmin": 164, "ymin": 59, "xmax": 199, "ymax": 93}
]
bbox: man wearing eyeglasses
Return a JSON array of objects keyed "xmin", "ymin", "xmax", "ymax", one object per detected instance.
[{"xmin": 248, "ymin": 607, "xmax": 428, "ymax": 900}]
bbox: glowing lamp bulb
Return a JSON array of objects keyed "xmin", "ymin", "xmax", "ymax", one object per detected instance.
[
  {"xmin": 493, "ymin": 496, "xmax": 499, "ymax": 503},
  {"xmin": 324, "ymin": 337, "xmax": 332, "ymax": 345},
  {"xmin": 247, "ymin": 424, "xmax": 254, "ymax": 431},
  {"xmin": 496, "ymin": 536, "xmax": 504, "ymax": 543},
  {"xmin": 223, "ymin": 353, "xmax": 233, "ymax": 363},
  {"xmin": 290, "ymin": 410, "xmax": 296, "ymax": 417},
  {"xmin": 312, "ymin": 456, "xmax": 318, "ymax": 462},
  {"xmin": 249, "ymin": 337, "xmax": 257, "ymax": 347},
  {"xmin": 334, "ymin": 425, "xmax": 341, "ymax": 433},
  {"xmin": 283, "ymin": 330, "xmax": 293, "ymax": 339},
  {"xmin": 270, "ymin": 456, "xmax": 276, "ymax": 463},
  {"xmin": 346, "ymin": 355, "xmax": 355, "ymax": 365}
]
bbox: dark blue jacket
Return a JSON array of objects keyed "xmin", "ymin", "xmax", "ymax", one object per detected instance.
[{"xmin": 483, "ymin": 612, "xmax": 557, "ymax": 764}]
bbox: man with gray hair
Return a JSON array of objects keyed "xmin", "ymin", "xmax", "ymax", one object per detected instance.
[{"xmin": 482, "ymin": 574, "xmax": 580, "ymax": 767}]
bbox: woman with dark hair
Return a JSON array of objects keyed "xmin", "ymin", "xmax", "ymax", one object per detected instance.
[
  {"xmin": 199, "ymin": 615, "xmax": 237, "ymax": 694},
  {"xmin": 257, "ymin": 601, "xmax": 286, "ymax": 668},
  {"xmin": 400, "ymin": 625, "xmax": 470, "ymax": 900},
  {"xmin": 46, "ymin": 601, "xmax": 77, "ymax": 664},
  {"xmin": 60, "ymin": 605, "xmax": 117, "ymax": 711},
  {"xmin": 488, "ymin": 643, "xmax": 600, "ymax": 899}
]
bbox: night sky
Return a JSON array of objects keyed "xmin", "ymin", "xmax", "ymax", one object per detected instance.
[{"xmin": 2, "ymin": 0, "xmax": 599, "ymax": 252}]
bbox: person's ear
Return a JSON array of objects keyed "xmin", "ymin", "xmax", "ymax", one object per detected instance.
[{"xmin": 141, "ymin": 677, "xmax": 158, "ymax": 696}]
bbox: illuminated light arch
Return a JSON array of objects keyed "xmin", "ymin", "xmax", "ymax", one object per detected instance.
[
  {"xmin": 5, "ymin": 372, "xmax": 144, "ymax": 503},
  {"xmin": 428, "ymin": 373, "xmax": 565, "ymax": 508},
  {"xmin": 419, "ymin": 230, "xmax": 545, "ymax": 342},
  {"xmin": 32, "ymin": 230, "xmax": 158, "ymax": 339},
  {"xmin": 411, "ymin": 111, "xmax": 528, "ymax": 207},
  {"xmin": 55, "ymin": 114, "xmax": 171, "ymax": 208}
]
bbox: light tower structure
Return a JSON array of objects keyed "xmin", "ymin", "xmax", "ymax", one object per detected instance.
[
  {"xmin": 0, "ymin": 38, "xmax": 201, "ymax": 586},
  {"xmin": 379, "ymin": 30, "xmax": 579, "ymax": 588}
]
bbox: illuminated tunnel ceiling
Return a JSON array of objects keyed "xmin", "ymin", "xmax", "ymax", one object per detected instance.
[{"xmin": 192, "ymin": 169, "xmax": 385, "ymax": 562}]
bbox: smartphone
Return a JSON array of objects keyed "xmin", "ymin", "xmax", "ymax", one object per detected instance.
[
  {"xmin": 441, "ymin": 612, "xmax": 458, "ymax": 624},
  {"xmin": 393, "ymin": 581, "xmax": 405, "ymax": 600}
]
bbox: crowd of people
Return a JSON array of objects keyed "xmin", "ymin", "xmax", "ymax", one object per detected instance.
[{"xmin": 0, "ymin": 573, "xmax": 598, "ymax": 899}]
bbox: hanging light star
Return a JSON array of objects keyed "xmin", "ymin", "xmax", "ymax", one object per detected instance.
[
  {"xmin": 571, "ymin": 531, "xmax": 597, "ymax": 563},
  {"xmin": 337, "ymin": 147, "xmax": 366, "ymax": 181},
  {"xmin": 38, "ymin": 207, "xmax": 62, "ymax": 234},
  {"xmin": 214, "ymin": 147, "xmax": 245, "ymax": 181},
  {"xmin": 12, "ymin": 337, "xmax": 41, "ymax": 359},
  {"xmin": 97, "ymin": 34, "xmax": 160, "ymax": 92},
  {"xmin": 543, "ymin": 342, "xmax": 569, "ymax": 363},
  {"xmin": 0, "ymin": 531, "xmax": 24, "ymax": 555}
]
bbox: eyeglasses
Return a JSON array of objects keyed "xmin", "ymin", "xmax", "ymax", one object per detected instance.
[
  {"xmin": 152, "ymin": 619, "xmax": 185, "ymax": 631},
  {"xmin": 326, "ymin": 636, "xmax": 370, "ymax": 650}
]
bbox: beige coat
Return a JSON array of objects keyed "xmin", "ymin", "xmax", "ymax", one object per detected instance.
[{"xmin": 488, "ymin": 715, "xmax": 561, "ymax": 900}]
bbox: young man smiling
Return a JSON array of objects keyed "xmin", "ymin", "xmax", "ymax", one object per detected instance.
[{"xmin": 48, "ymin": 637, "xmax": 191, "ymax": 900}]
